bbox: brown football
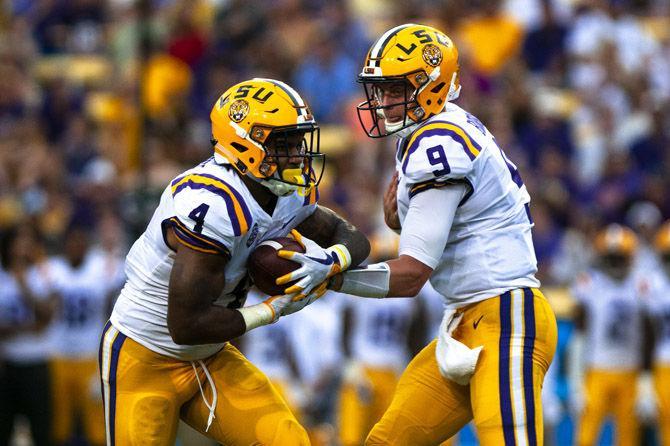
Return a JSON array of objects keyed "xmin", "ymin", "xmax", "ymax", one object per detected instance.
[{"xmin": 247, "ymin": 237, "xmax": 305, "ymax": 296}]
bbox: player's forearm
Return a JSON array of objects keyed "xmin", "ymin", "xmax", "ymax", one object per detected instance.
[
  {"xmin": 386, "ymin": 255, "xmax": 433, "ymax": 296},
  {"xmin": 331, "ymin": 255, "xmax": 432, "ymax": 298},
  {"xmin": 168, "ymin": 304, "xmax": 247, "ymax": 345}
]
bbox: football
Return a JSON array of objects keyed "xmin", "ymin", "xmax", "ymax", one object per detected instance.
[{"xmin": 247, "ymin": 237, "xmax": 305, "ymax": 296}]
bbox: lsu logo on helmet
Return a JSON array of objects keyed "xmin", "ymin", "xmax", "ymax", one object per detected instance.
[
  {"xmin": 228, "ymin": 99, "xmax": 249, "ymax": 122},
  {"xmin": 422, "ymin": 44, "xmax": 442, "ymax": 67}
]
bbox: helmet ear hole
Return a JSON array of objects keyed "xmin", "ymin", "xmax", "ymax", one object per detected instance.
[{"xmin": 231, "ymin": 142, "xmax": 249, "ymax": 153}]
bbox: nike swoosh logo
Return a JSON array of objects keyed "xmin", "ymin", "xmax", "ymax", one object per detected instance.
[
  {"xmin": 305, "ymin": 254, "xmax": 333, "ymax": 265},
  {"xmin": 473, "ymin": 315, "xmax": 484, "ymax": 329}
]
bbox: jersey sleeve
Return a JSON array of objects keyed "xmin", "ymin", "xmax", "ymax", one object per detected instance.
[
  {"xmin": 166, "ymin": 174, "xmax": 254, "ymax": 257},
  {"xmin": 400, "ymin": 120, "xmax": 479, "ymax": 195}
]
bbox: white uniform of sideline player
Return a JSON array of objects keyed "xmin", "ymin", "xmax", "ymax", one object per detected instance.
[
  {"xmin": 337, "ymin": 290, "xmax": 419, "ymax": 446},
  {"xmin": 568, "ymin": 226, "xmax": 645, "ymax": 446},
  {"xmin": 47, "ymin": 229, "xmax": 124, "ymax": 446}
]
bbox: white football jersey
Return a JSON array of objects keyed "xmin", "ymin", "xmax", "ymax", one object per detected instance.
[
  {"xmin": 642, "ymin": 270, "xmax": 670, "ymax": 365},
  {"xmin": 48, "ymin": 250, "xmax": 123, "ymax": 359},
  {"xmin": 571, "ymin": 269, "xmax": 644, "ymax": 370},
  {"xmin": 345, "ymin": 292, "xmax": 416, "ymax": 370},
  {"xmin": 0, "ymin": 265, "xmax": 54, "ymax": 363},
  {"xmin": 395, "ymin": 103, "xmax": 539, "ymax": 309},
  {"xmin": 241, "ymin": 289, "xmax": 294, "ymax": 381},
  {"xmin": 288, "ymin": 292, "xmax": 345, "ymax": 385},
  {"xmin": 111, "ymin": 158, "xmax": 318, "ymax": 360}
]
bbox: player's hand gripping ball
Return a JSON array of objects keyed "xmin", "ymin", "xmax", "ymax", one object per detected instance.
[{"xmin": 247, "ymin": 237, "xmax": 304, "ymax": 296}]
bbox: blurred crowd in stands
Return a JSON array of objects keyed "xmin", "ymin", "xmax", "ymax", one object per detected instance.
[
  {"xmin": 1, "ymin": 0, "xmax": 669, "ymax": 283},
  {"xmin": 1, "ymin": 0, "xmax": 670, "ymax": 444}
]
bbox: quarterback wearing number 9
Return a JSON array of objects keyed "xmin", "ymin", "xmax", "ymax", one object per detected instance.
[
  {"xmin": 327, "ymin": 24, "xmax": 558, "ymax": 445},
  {"xmin": 99, "ymin": 78, "xmax": 369, "ymax": 445}
]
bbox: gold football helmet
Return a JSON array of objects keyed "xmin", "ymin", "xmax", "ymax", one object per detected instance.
[
  {"xmin": 211, "ymin": 78, "xmax": 323, "ymax": 196},
  {"xmin": 594, "ymin": 224, "xmax": 637, "ymax": 280},
  {"xmin": 357, "ymin": 23, "xmax": 461, "ymax": 138},
  {"xmin": 594, "ymin": 224, "xmax": 638, "ymax": 256},
  {"xmin": 654, "ymin": 221, "xmax": 670, "ymax": 254}
]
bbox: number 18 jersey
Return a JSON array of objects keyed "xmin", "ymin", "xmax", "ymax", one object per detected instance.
[
  {"xmin": 111, "ymin": 158, "xmax": 318, "ymax": 361},
  {"xmin": 395, "ymin": 103, "xmax": 539, "ymax": 308}
]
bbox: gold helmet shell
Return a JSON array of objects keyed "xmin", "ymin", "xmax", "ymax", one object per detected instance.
[
  {"xmin": 210, "ymin": 78, "xmax": 322, "ymax": 194},
  {"xmin": 594, "ymin": 224, "xmax": 638, "ymax": 257},
  {"xmin": 357, "ymin": 23, "xmax": 461, "ymax": 137},
  {"xmin": 654, "ymin": 221, "xmax": 670, "ymax": 254}
]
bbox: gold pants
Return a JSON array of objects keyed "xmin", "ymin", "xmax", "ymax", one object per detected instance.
[
  {"xmin": 366, "ymin": 288, "xmax": 557, "ymax": 445},
  {"xmin": 576, "ymin": 369, "xmax": 639, "ymax": 446},
  {"xmin": 51, "ymin": 357, "xmax": 105, "ymax": 445},
  {"xmin": 655, "ymin": 365, "xmax": 670, "ymax": 446},
  {"xmin": 338, "ymin": 366, "xmax": 399, "ymax": 446},
  {"xmin": 99, "ymin": 322, "xmax": 309, "ymax": 445}
]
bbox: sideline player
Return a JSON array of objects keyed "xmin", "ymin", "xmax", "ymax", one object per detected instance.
[
  {"xmin": 644, "ymin": 221, "xmax": 670, "ymax": 445},
  {"xmin": 48, "ymin": 226, "xmax": 123, "ymax": 446},
  {"xmin": 100, "ymin": 78, "xmax": 370, "ymax": 445},
  {"xmin": 568, "ymin": 224, "xmax": 645, "ymax": 446},
  {"xmin": 284, "ymin": 24, "xmax": 558, "ymax": 445}
]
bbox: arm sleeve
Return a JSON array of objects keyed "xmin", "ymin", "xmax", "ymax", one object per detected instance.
[{"xmin": 398, "ymin": 183, "xmax": 467, "ymax": 269}]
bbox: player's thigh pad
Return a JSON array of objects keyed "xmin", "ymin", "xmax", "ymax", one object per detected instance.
[
  {"xmin": 100, "ymin": 322, "xmax": 196, "ymax": 446},
  {"xmin": 180, "ymin": 343, "xmax": 309, "ymax": 446},
  {"xmin": 456, "ymin": 288, "xmax": 558, "ymax": 446}
]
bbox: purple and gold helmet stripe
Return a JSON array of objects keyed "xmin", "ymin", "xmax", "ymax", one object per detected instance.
[{"xmin": 171, "ymin": 173, "xmax": 252, "ymax": 236}]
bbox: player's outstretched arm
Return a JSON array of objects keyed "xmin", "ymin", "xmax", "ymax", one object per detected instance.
[
  {"xmin": 167, "ymin": 241, "xmax": 247, "ymax": 345},
  {"xmin": 329, "ymin": 184, "xmax": 465, "ymax": 298}
]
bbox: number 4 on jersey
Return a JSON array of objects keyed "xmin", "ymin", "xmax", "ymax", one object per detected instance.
[{"xmin": 188, "ymin": 203, "xmax": 210, "ymax": 233}]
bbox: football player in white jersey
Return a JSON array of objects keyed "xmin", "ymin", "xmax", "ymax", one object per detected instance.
[
  {"xmin": 48, "ymin": 226, "xmax": 123, "ymax": 446},
  {"xmin": 285, "ymin": 24, "xmax": 559, "ymax": 445},
  {"xmin": 0, "ymin": 226, "xmax": 56, "ymax": 446},
  {"xmin": 568, "ymin": 224, "xmax": 646, "ymax": 446},
  {"xmin": 100, "ymin": 78, "xmax": 370, "ymax": 446},
  {"xmin": 645, "ymin": 221, "xmax": 670, "ymax": 445}
]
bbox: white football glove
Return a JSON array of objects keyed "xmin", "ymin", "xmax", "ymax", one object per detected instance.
[
  {"xmin": 238, "ymin": 283, "xmax": 328, "ymax": 331},
  {"xmin": 276, "ymin": 230, "xmax": 351, "ymax": 298},
  {"xmin": 263, "ymin": 288, "xmax": 323, "ymax": 321}
]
